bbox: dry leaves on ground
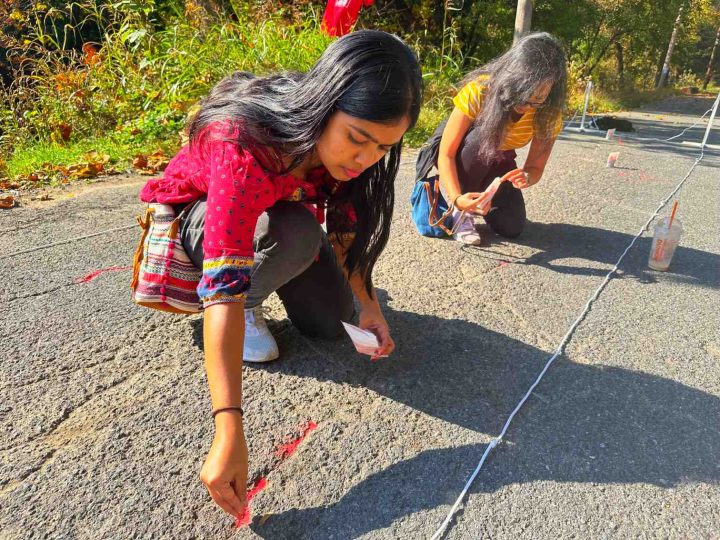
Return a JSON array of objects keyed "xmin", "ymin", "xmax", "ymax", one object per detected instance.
[
  {"xmin": 132, "ymin": 150, "xmax": 170, "ymax": 175},
  {"xmin": 0, "ymin": 191, "xmax": 18, "ymax": 209},
  {"xmin": 15, "ymin": 151, "xmax": 119, "ymax": 185}
]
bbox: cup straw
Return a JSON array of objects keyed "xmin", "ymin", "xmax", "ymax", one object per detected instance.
[
  {"xmin": 668, "ymin": 200, "xmax": 679, "ymax": 228},
  {"xmin": 653, "ymin": 201, "xmax": 679, "ymax": 263}
]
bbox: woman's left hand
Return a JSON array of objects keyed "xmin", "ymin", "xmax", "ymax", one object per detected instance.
[
  {"xmin": 358, "ymin": 303, "xmax": 395, "ymax": 360},
  {"xmin": 502, "ymin": 168, "xmax": 530, "ymax": 189}
]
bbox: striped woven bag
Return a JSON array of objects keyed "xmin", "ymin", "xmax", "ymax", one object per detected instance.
[{"xmin": 130, "ymin": 203, "xmax": 202, "ymax": 314}]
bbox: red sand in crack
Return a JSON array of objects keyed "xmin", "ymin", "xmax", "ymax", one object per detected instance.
[
  {"xmin": 74, "ymin": 265, "xmax": 132, "ymax": 283},
  {"xmin": 234, "ymin": 420, "xmax": 318, "ymax": 528},
  {"xmin": 235, "ymin": 477, "xmax": 268, "ymax": 528},
  {"xmin": 275, "ymin": 421, "xmax": 318, "ymax": 460}
]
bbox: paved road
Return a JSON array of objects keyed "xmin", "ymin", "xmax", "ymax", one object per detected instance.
[{"xmin": 2, "ymin": 96, "xmax": 719, "ymax": 539}]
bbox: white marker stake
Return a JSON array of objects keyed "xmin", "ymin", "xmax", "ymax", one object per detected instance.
[
  {"xmin": 700, "ymin": 91, "xmax": 720, "ymax": 150},
  {"xmin": 578, "ymin": 79, "xmax": 593, "ymax": 132}
]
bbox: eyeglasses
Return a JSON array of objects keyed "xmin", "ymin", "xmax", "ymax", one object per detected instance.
[{"xmin": 522, "ymin": 98, "xmax": 547, "ymax": 109}]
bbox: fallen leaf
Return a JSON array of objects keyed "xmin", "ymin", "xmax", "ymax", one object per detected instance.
[
  {"xmin": 58, "ymin": 123, "xmax": 72, "ymax": 141},
  {"xmin": 147, "ymin": 150, "xmax": 169, "ymax": 171},
  {"xmin": 133, "ymin": 154, "xmax": 148, "ymax": 169},
  {"xmin": 133, "ymin": 151, "xmax": 168, "ymax": 174},
  {"xmin": 0, "ymin": 195, "xmax": 16, "ymax": 208},
  {"xmin": 84, "ymin": 151, "xmax": 111, "ymax": 164}
]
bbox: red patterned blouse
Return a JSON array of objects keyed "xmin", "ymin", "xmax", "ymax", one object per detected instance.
[{"xmin": 139, "ymin": 124, "xmax": 357, "ymax": 307}]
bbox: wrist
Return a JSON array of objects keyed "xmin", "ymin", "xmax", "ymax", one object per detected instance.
[
  {"xmin": 214, "ymin": 409, "xmax": 245, "ymax": 434},
  {"xmin": 359, "ymin": 297, "xmax": 381, "ymax": 312}
]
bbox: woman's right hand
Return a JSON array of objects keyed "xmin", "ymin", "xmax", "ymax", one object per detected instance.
[
  {"xmin": 454, "ymin": 191, "xmax": 490, "ymax": 213},
  {"xmin": 200, "ymin": 413, "xmax": 249, "ymax": 518}
]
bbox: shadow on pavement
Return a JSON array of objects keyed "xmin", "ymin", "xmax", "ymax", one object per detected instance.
[
  {"xmin": 239, "ymin": 298, "xmax": 720, "ymax": 538},
  {"xmin": 463, "ymin": 221, "xmax": 719, "ymax": 290}
]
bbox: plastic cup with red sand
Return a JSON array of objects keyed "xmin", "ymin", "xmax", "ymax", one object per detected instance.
[{"xmin": 606, "ymin": 152, "xmax": 620, "ymax": 168}]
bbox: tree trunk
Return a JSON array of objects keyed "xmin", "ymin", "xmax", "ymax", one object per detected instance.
[
  {"xmin": 615, "ymin": 41, "xmax": 625, "ymax": 89},
  {"xmin": 513, "ymin": 0, "xmax": 533, "ymax": 44},
  {"xmin": 582, "ymin": 14, "xmax": 606, "ymax": 65},
  {"xmin": 703, "ymin": 25, "xmax": 720, "ymax": 90},
  {"xmin": 658, "ymin": 2, "xmax": 686, "ymax": 88},
  {"xmin": 582, "ymin": 31, "xmax": 623, "ymax": 78}
]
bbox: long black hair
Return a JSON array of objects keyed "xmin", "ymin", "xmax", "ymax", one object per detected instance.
[
  {"xmin": 188, "ymin": 30, "xmax": 422, "ymax": 294},
  {"xmin": 461, "ymin": 32, "xmax": 567, "ymax": 162}
]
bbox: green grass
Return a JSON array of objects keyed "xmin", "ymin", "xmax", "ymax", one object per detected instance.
[
  {"xmin": 6, "ymin": 135, "xmax": 180, "ymax": 182},
  {"xmin": 405, "ymin": 103, "xmax": 452, "ymax": 148},
  {"xmin": 567, "ymin": 85, "xmax": 683, "ymax": 116},
  {"xmin": 1, "ymin": 6, "xmax": 333, "ymax": 184}
]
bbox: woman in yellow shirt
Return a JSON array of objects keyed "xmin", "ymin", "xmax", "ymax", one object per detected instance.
[{"xmin": 415, "ymin": 32, "xmax": 567, "ymax": 245}]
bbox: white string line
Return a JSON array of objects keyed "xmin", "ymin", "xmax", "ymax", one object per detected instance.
[
  {"xmin": 565, "ymin": 108, "xmax": 714, "ymax": 145},
  {"xmin": 0, "ymin": 224, "xmax": 137, "ymax": 260},
  {"xmin": 430, "ymin": 145, "xmax": 710, "ymax": 540},
  {"xmin": 618, "ymin": 107, "xmax": 714, "ymax": 144},
  {"xmin": 661, "ymin": 108, "xmax": 713, "ymax": 141}
]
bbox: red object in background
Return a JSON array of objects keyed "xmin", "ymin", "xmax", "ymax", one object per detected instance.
[{"xmin": 321, "ymin": 0, "xmax": 374, "ymax": 37}]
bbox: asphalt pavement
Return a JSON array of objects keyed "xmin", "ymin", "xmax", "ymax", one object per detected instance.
[{"xmin": 1, "ymin": 95, "xmax": 718, "ymax": 539}]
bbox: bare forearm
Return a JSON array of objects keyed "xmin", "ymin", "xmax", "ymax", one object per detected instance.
[
  {"xmin": 331, "ymin": 237, "xmax": 379, "ymax": 310},
  {"xmin": 523, "ymin": 137, "xmax": 555, "ymax": 187},
  {"xmin": 203, "ymin": 302, "xmax": 246, "ymax": 410},
  {"xmin": 437, "ymin": 153, "xmax": 462, "ymax": 202},
  {"xmin": 523, "ymin": 166, "xmax": 544, "ymax": 186},
  {"xmin": 349, "ymin": 271, "xmax": 379, "ymax": 310}
]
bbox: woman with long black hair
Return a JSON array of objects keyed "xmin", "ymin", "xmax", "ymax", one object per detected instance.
[
  {"xmin": 416, "ymin": 32, "xmax": 567, "ymax": 245},
  {"xmin": 139, "ymin": 30, "xmax": 422, "ymax": 517}
]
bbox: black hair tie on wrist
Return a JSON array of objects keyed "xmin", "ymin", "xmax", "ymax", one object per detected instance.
[{"xmin": 212, "ymin": 406, "xmax": 244, "ymax": 418}]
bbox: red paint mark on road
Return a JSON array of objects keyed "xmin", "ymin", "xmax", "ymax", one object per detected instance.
[
  {"xmin": 275, "ymin": 421, "xmax": 318, "ymax": 460},
  {"xmin": 233, "ymin": 420, "xmax": 318, "ymax": 528},
  {"xmin": 74, "ymin": 265, "xmax": 132, "ymax": 284},
  {"xmin": 235, "ymin": 477, "xmax": 268, "ymax": 528},
  {"xmin": 618, "ymin": 171, "xmax": 628, "ymax": 177},
  {"xmin": 494, "ymin": 261, "xmax": 510, "ymax": 270}
]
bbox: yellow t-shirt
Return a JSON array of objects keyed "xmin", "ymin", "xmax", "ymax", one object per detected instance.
[{"xmin": 452, "ymin": 79, "xmax": 563, "ymax": 150}]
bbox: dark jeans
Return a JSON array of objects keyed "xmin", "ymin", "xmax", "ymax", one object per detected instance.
[
  {"xmin": 417, "ymin": 121, "xmax": 527, "ymax": 238},
  {"xmin": 179, "ymin": 199, "xmax": 354, "ymax": 339}
]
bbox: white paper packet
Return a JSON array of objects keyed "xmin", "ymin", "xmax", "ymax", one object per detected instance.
[{"xmin": 341, "ymin": 322, "xmax": 387, "ymax": 358}]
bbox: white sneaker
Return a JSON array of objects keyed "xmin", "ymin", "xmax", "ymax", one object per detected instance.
[
  {"xmin": 451, "ymin": 210, "xmax": 482, "ymax": 245},
  {"xmin": 243, "ymin": 306, "xmax": 279, "ymax": 363}
]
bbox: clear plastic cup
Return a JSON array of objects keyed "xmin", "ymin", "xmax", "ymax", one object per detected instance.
[
  {"xmin": 648, "ymin": 216, "xmax": 682, "ymax": 271},
  {"xmin": 605, "ymin": 128, "xmax": 616, "ymax": 140},
  {"xmin": 606, "ymin": 152, "xmax": 619, "ymax": 168}
]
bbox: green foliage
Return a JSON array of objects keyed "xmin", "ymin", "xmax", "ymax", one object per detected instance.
[
  {"xmin": 1, "ymin": 1, "xmax": 332, "ymax": 166},
  {"xmin": 2, "ymin": 0, "xmax": 719, "ymax": 180}
]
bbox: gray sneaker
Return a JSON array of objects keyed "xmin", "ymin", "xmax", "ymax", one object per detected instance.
[
  {"xmin": 243, "ymin": 306, "xmax": 279, "ymax": 363},
  {"xmin": 452, "ymin": 210, "xmax": 482, "ymax": 246}
]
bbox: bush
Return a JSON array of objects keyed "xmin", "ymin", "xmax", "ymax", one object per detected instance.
[{"xmin": 1, "ymin": 1, "xmax": 332, "ymax": 164}]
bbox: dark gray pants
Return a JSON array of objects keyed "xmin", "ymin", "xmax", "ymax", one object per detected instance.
[{"xmin": 179, "ymin": 199, "xmax": 354, "ymax": 339}]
